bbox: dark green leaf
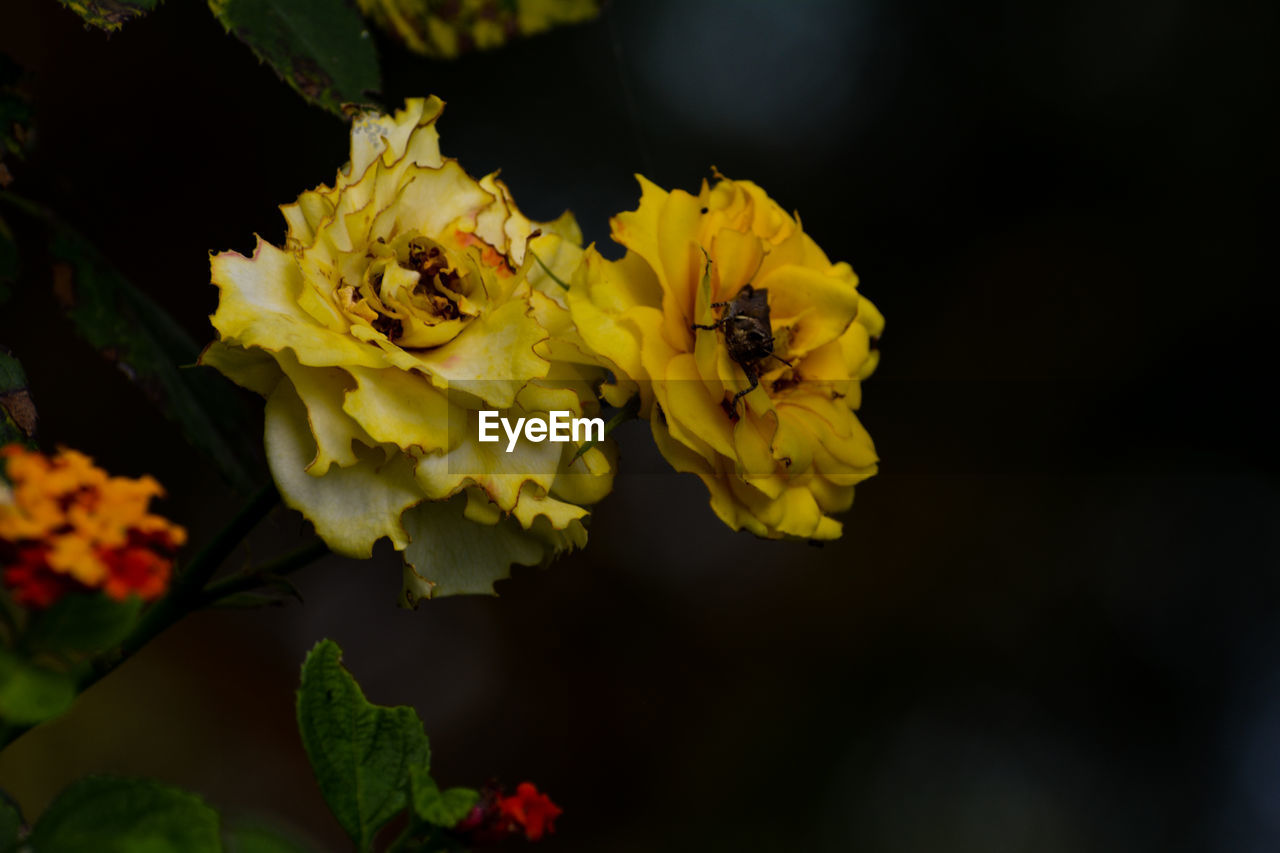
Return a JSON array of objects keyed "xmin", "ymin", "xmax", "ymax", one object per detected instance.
[
  {"xmin": 409, "ymin": 768, "xmax": 478, "ymax": 829},
  {"xmin": 50, "ymin": 227, "xmax": 260, "ymax": 491},
  {"xmin": 0, "ymin": 651, "xmax": 76, "ymax": 726},
  {"xmin": 0, "ymin": 789, "xmax": 24, "ymax": 853},
  {"xmin": 224, "ymin": 818, "xmax": 315, "ymax": 853},
  {"xmin": 208, "ymin": 0, "xmax": 381, "ymax": 116},
  {"xmin": 297, "ymin": 639, "xmax": 429, "ymax": 851},
  {"xmin": 0, "ymin": 347, "xmax": 36, "ymax": 445},
  {"xmin": 25, "ymin": 593, "xmax": 142, "ymax": 655},
  {"xmin": 29, "ymin": 776, "xmax": 220, "ymax": 853},
  {"xmin": 54, "ymin": 0, "xmax": 159, "ymax": 32}
]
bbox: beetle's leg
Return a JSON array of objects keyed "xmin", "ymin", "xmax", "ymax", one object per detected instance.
[{"xmin": 730, "ymin": 366, "xmax": 760, "ymax": 412}]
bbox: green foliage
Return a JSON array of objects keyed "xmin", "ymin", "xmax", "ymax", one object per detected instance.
[
  {"xmin": 0, "ymin": 650, "xmax": 76, "ymax": 726},
  {"xmin": 222, "ymin": 819, "xmax": 315, "ymax": 853},
  {"xmin": 208, "ymin": 0, "xmax": 382, "ymax": 117},
  {"xmin": 0, "ymin": 347, "xmax": 36, "ymax": 445},
  {"xmin": 297, "ymin": 639, "xmax": 430, "ymax": 850},
  {"xmin": 409, "ymin": 767, "xmax": 479, "ymax": 829},
  {"xmin": 24, "ymin": 593, "xmax": 143, "ymax": 656},
  {"xmin": 0, "ymin": 789, "xmax": 23, "ymax": 853},
  {"xmin": 28, "ymin": 776, "xmax": 221, "ymax": 852},
  {"xmin": 48, "ymin": 227, "xmax": 260, "ymax": 492}
]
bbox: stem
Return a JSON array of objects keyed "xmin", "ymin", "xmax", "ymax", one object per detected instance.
[
  {"xmin": 117, "ymin": 483, "xmax": 279, "ymax": 660},
  {"xmin": 200, "ymin": 538, "xmax": 329, "ymax": 607}
]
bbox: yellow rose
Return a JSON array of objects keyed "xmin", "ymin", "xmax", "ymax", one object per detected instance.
[
  {"xmin": 355, "ymin": 0, "xmax": 600, "ymax": 59},
  {"xmin": 568, "ymin": 174, "xmax": 883, "ymax": 540},
  {"xmin": 203, "ymin": 98, "xmax": 614, "ymax": 600}
]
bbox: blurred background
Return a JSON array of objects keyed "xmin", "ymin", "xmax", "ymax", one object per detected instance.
[{"xmin": 0, "ymin": 0, "xmax": 1277, "ymax": 849}]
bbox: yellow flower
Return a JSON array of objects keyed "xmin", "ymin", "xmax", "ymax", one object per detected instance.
[
  {"xmin": 203, "ymin": 98, "xmax": 614, "ymax": 601},
  {"xmin": 355, "ymin": 0, "xmax": 600, "ymax": 59},
  {"xmin": 568, "ymin": 175, "xmax": 883, "ymax": 540}
]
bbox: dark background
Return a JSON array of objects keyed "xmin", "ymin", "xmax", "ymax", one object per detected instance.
[{"xmin": 1, "ymin": 0, "xmax": 1278, "ymax": 850}]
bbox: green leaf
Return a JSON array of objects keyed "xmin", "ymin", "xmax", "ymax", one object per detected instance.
[
  {"xmin": 223, "ymin": 818, "xmax": 315, "ymax": 853},
  {"xmin": 297, "ymin": 639, "xmax": 429, "ymax": 851},
  {"xmin": 0, "ymin": 651, "xmax": 76, "ymax": 726},
  {"xmin": 54, "ymin": 0, "xmax": 160, "ymax": 32},
  {"xmin": 0, "ymin": 789, "xmax": 24, "ymax": 853},
  {"xmin": 49, "ymin": 227, "xmax": 260, "ymax": 492},
  {"xmin": 29, "ymin": 776, "xmax": 220, "ymax": 853},
  {"xmin": 209, "ymin": 0, "xmax": 381, "ymax": 116},
  {"xmin": 409, "ymin": 768, "xmax": 478, "ymax": 829},
  {"xmin": 25, "ymin": 593, "xmax": 143, "ymax": 656},
  {"xmin": 0, "ymin": 346, "xmax": 36, "ymax": 445}
]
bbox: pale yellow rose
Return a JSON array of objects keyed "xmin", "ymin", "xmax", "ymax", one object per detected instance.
[
  {"xmin": 568, "ymin": 174, "xmax": 883, "ymax": 540},
  {"xmin": 203, "ymin": 98, "xmax": 614, "ymax": 600}
]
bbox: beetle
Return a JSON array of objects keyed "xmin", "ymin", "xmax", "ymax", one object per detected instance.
[{"xmin": 693, "ymin": 283, "xmax": 792, "ymax": 417}]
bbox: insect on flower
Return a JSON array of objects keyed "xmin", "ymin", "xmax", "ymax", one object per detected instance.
[{"xmin": 693, "ymin": 269, "xmax": 793, "ymax": 416}]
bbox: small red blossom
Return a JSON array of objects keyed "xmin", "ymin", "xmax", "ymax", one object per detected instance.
[
  {"xmin": 498, "ymin": 782, "xmax": 562, "ymax": 842},
  {"xmin": 2, "ymin": 545, "xmax": 75, "ymax": 608},
  {"xmin": 454, "ymin": 780, "xmax": 562, "ymax": 844}
]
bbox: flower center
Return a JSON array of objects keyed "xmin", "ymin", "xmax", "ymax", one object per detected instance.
[{"xmin": 339, "ymin": 234, "xmax": 484, "ymax": 349}]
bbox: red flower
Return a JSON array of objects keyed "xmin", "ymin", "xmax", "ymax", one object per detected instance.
[
  {"xmin": 498, "ymin": 782, "xmax": 562, "ymax": 842},
  {"xmin": 2, "ymin": 545, "xmax": 75, "ymax": 608}
]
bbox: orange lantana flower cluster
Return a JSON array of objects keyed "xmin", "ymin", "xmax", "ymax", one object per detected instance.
[{"xmin": 0, "ymin": 445, "xmax": 186, "ymax": 608}]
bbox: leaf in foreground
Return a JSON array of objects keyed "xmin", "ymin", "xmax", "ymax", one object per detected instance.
[
  {"xmin": 223, "ymin": 818, "xmax": 316, "ymax": 853},
  {"xmin": 24, "ymin": 592, "xmax": 142, "ymax": 656},
  {"xmin": 0, "ymin": 650, "xmax": 75, "ymax": 727},
  {"xmin": 297, "ymin": 639, "xmax": 430, "ymax": 851},
  {"xmin": 209, "ymin": 0, "xmax": 382, "ymax": 116},
  {"xmin": 28, "ymin": 776, "xmax": 220, "ymax": 853},
  {"xmin": 409, "ymin": 766, "xmax": 478, "ymax": 829},
  {"xmin": 50, "ymin": 227, "xmax": 260, "ymax": 491}
]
